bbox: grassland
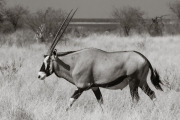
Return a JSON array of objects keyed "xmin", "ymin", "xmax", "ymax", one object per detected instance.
[{"xmin": 0, "ymin": 31, "xmax": 179, "ymax": 120}]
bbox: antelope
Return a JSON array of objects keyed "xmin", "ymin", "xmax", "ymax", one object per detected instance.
[{"xmin": 38, "ymin": 9, "xmax": 163, "ymax": 110}]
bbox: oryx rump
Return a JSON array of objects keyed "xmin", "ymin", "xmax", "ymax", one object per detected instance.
[{"xmin": 38, "ymin": 9, "xmax": 163, "ymax": 110}]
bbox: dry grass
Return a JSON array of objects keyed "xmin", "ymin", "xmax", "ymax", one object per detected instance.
[{"xmin": 0, "ymin": 32, "xmax": 179, "ymax": 120}]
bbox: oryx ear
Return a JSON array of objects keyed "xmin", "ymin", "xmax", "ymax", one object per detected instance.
[
  {"xmin": 44, "ymin": 55, "xmax": 48, "ymax": 58},
  {"xmin": 53, "ymin": 49, "xmax": 57, "ymax": 56}
]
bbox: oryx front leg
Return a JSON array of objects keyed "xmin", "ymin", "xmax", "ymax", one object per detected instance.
[
  {"xmin": 66, "ymin": 89, "xmax": 83, "ymax": 111},
  {"xmin": 92, "ymin": 87, "xmax": 103, "ymax": 105},
  {"xmin": 92, "ymin": 87, "xmax": 104, "ymax": 111}
]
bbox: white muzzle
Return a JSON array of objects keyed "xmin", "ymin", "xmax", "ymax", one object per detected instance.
[{"xmin": 38, "ymin": 72, "xmax": 47, "ymax": 80}]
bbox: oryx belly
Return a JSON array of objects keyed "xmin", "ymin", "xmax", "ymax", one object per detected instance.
[{"xmin": 106, "ymin": 79, "xmax": 128, "ymax": 90}]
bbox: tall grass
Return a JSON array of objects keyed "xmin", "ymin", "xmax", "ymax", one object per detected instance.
[{"xmin": 0, "ymin": 32, "xmax": 179, "ymax": 120}]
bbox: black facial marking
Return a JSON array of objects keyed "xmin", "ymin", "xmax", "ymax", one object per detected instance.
[
  {"xmin": 39, "ymin": 57, "xmax": 52, "ymax": 76},
  {"xmin": 40, "ymin": 63, "xmax": 45, "ymax": 72},
  {"xmin": 45, "ymin": 58, "xmax": 51, "ymax": 76}
]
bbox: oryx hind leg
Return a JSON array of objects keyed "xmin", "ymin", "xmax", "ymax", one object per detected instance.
[
  {"xmin": 140, "ymin": 83, "xmax": 156, "ymax": 101},
  {"xmin": 66, "ymin": 89, "xmax": 83, "ymax": 111},
  {"xmin": 139, "ymin": 65, "xmax": 156, "ymax": 101},
  {"xmin": 129, "ymin": 78, "xmax": 140, "ymax": 103}
]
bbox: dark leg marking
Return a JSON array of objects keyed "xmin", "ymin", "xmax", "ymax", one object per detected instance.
[
  {"xmin": 71, "ymin": 89, "xmax": 83, "ymax": 99},
  {"xmin": 92, "ymin": 87, "xmax": 103, "ymax": 104},
  {"xmin": 140, "ymin": 84, "xmax": 156, "ymax": 100},
  {"xmin": 129, "ymin": 79, "xmax": 140, "ymax": 103},
  {"xmin": 92, "ymin": 87, "xmax": 104, "ymax": 111},
  {"xmin": 66, "ymin": 89, "xmax": 83, "ymax": 111}
]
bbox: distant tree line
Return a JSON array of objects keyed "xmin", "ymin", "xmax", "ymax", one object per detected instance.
[
  {"xmin": 112, "ymin": 1, "xmax": 180, "ymax": 36},
  {"xmin": 0, "ymin": 0, "xmax": 180, "ymax": 40}
]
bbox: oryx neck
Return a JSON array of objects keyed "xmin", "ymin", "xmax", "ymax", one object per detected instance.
[
  {"xmin": 54, "ymin": 56, "xmax": 70, "ymax": 71},
  {"xmin": 56, "ymin": 48, "xmax": 93, "ymax": 57},
  {"xmin": 53, "ymin": 57, "xmax": 74, "ymax": 84}
]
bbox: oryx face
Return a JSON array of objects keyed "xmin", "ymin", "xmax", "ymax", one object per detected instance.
[{"xmin": 38, "ymin": 55, "xmax": 53, "ymax": 80}]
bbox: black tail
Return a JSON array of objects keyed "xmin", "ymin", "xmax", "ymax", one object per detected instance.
[
  {"xmin": 133, "ymin": 51, "xmax": 163, "ymax": 91},
  {"xmin": 149, "ymin": 67, "xmax": 163, "ymax": 91}
]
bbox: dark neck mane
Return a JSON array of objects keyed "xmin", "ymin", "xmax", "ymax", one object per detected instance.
[
  {"xmin": 56, "ymin": 48, "xmax": 91, "ymax": 56},
  {"xmin": 57, "ymin": 51, "xmax": 77, "ymax": 56}
]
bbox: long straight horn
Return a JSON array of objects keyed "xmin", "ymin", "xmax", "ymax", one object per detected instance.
[
  {"xmin": 47, "ymin": 9, "xmax": 74, "ymax": 56},
  {"xmin": 54, "ymin": 8, "xmax": 78, "ymax": 45}
]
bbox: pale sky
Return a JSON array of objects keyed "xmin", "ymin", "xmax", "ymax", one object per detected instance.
[{"xmin": 6, "ymin": 0, "xmax": 177, "ymax": 18}]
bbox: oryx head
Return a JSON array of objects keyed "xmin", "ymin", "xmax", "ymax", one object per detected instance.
[{"xmin": 38, "ymin": 9, "xmax": 77, "ymax": 80}]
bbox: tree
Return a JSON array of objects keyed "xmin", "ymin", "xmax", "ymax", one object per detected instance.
[
  {"xmin": 112, "ymin": 6, "xmax": 145, "ymax": 36},
  {"xmin": 169, "ymin": 1, "xmax": 180, "ymax": 20},
  {"xmin": 0, "ymin": 0, "xmax": 6, "ymax": 22},
  {"xmin": 148, "ymin": 16, "xmax": 166, "ymax": 36},
  {"xmin": 25, "ymin": 7, "xmax": 66, "ymax": 42},
  {"xmin": 5, "ymin": 5, "xmax": 28, "ymax": 30}
]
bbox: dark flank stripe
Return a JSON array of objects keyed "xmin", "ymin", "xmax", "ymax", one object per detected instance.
[{"xmin": 93, "ymin": 75, "xmax": 128, "ymax": 88}]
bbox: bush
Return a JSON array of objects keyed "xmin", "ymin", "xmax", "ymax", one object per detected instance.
[
  {"xmin": 25, "ymin": 7, "xmax": 66, "ymax": 42},
  {"xmin": 0, "ymin": 21, "xmax": 14, "ymax": 33}
]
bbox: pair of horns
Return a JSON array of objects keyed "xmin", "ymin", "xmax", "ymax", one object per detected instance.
[{"xmin": 47, "ymin": 8, "xmax": 78, "ymax": 56}]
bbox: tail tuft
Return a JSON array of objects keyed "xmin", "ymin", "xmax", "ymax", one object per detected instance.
[
  {"xmin": 133, "ymin": 51, "xmax": 163, "ymax": 91},
  {"xmin": 151, "ymin": 69, "xmax": 163, "ymax": 91}
]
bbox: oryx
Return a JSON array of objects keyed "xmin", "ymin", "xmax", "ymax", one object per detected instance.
[{"xmin": 38, "ymin": 9, "xmax": 163, "ymax": 110}]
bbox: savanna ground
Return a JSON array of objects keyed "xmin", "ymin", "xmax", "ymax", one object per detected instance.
[{"xmin": 0, "ymin": 31, "xmax": 180, "ymax": 120}]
